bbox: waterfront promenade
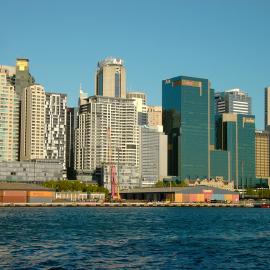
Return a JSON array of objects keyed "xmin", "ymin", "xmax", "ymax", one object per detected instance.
[{"xmin": 0, "ymin": 201, "xmax": 254, "ymax": 208}]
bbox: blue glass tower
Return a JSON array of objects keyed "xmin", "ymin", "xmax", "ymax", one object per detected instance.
[{"xmin": 162, "ymin": 75, "xmax": 256, "ymax": 187}]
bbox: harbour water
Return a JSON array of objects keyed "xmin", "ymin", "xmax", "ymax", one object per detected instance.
[{"xmin": 0, "ymin": 207, "xmax": 270, "ymax": 269}]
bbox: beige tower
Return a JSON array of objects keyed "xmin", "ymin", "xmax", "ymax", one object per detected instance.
[
  {"xmin": 147, "ymin": 106, "xmax": 162, "ymax": 127},
  {"xmin": 20, "ymin": 84, "xmax": 45, "ymax": 160},
  {"xmin": 95, "ymin": 57, "xmax": 126, "ymax": 98},
  {"xmin": 255, "ymin": 130, "xmax": 269, "ymax": 179},
  {"xmin": 0, "ymin": 66, "xmax": 20, "ymax": 161}
]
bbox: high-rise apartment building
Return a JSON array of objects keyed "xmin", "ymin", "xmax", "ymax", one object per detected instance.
[
  {"xmin": 15, "ymin": 58, "xmax": 34, "ymax": 97},
  {"xmin": 215, "ymin": 88, "xmax": 251, "ymax": 115},
  {"xmin": 127, "ymin": 92, "xmax": 148, "ymax": 125},
  {"xmin": 20, "ymin": 84, "xmax": 45, "ymax": 160},
  {"xmin": 44, "ymin": 93, "xmax": 67, "ymax": 170},
  {"xmin": 95, "ymin": 57, "xmax": 126, "ymax": 98},
  {"xmin": 147, "ymin": 106, "xmax": 162, "ymax": 127},
  {"xmin": 0, "ymin": 66, "xmax": 20, "ymax": 161},
  {"xmin": 66, "ymin": 107, "xmax": 79, "ymax": 179},
  {"xmin": 255, "ymin": 130, "xmax": 269, "ymax": 179},
  {"xmin": 75, "ymin": 96, "xmax": 140, "ymax": 190},
  {"xmin": 265, "ymin": 87, "xmax": 270, "ymax": 130},
  {"xmin": 140, "ymin": 126, "xmax": 167, "ymax": 186}
]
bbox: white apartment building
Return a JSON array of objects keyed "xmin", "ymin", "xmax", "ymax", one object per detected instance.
[
  {"xmin": 45, "ymin": 92, "xmax": 67, "ymax": 170},
  {"xmin": 0, "ymin": 66, "xmax": 19, "ymax": 161},
  {"xmin": 75, "ymin": 96, "xmax": 140, "ymax": 190},
  {"xmin": 20, "ymin": 84, "xmax": 45, "ymax": 160},
  {"xmin": 215, "ymin": 88, "xmax": 251, "ymax": 115}
]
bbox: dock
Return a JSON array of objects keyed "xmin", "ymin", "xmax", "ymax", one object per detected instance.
[{"xmin": 0, "ymin": 202, "xmax": 254, "ymax": 208}]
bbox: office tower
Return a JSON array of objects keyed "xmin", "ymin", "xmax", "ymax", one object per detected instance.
[
  {"xmin": 215, "ymin": 88, "xmax": 252, "ymax": 115},
  {"xmin": 140, "ymin": 126, "xmax": 167, "ymax": 186},
  {"xmin": 66, "ymin": 107, "xmax": 79, "ymax": 179},
  {"xmin": 127, "ymin": 92, "xmax": 148, "ymax": 125},
  {"xmin": 44, "ymin": 93, "xmax": 67, "ymax": 171},
  {"xmin": 255, "ymin": 130, "xmax": 269, "ymax": 179},
  {"xmin": 216, "ymin": 114, "xmax": 256, "ymax": 188},
  {"xmin": 265, "ymin": 87, "xmax": 270, "ymax": 130},
  {"xmin": 75, "ymin": 96, "xmax": 140, "ymax": 190},
  {"xmin": 15, "ymin": 58, "xmax": 34, "ymax": 97},
  {"xmin": 163, "ymin": 75, "xmax": 257, "ymax": 187},
  {"xmin": 20, "ymin": 84, "xmax": 45, "ymax": 160},
  {"xmin": 147, "ymin": 106, "xmax": 162, "ymax": 127},
  {"xmin": 0, "ymin": 66, "xmax": 20, "ymax": 161},
  {"xmin": 163, "ymin": 76, "xmax": 215, "ymax": 179},
  {"xmin": 95, "ymin": 57, "xmax": 126, "ymax": 98}
]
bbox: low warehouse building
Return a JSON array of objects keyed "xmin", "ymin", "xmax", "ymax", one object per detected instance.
[
  {"xmin": 0, "ymin": 183, "xmax": 55, "ymax": 203},
  {"xmin": 120, "ymin": 186, "xmax": 239, "ymax": 203}
]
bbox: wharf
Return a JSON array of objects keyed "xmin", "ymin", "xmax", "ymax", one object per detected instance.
[{"xmin": 0, "ymin": 202, "xmax": 254, "ymax": 208}]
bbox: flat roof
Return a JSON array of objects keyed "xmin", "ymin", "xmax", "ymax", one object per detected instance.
[
  {"xmin": 0, "ymin": 182, "xmax": 54, "ymax": 191},
  {"xmin": 120, "ymin": 186, "xmax": 238, "ymax": 195}
]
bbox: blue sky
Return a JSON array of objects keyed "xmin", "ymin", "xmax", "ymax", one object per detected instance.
[{"xmin": 1, "ymin": 0, "xmax": 270, "ymax": 129}]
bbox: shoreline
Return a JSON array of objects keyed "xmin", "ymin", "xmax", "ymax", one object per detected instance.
[{"xmin": 0, "ymin": 202, "xmax": 255, "ymax": 208}]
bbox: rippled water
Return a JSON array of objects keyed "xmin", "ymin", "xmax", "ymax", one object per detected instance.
[{"xmin": 0, "ymin": 207, "xmax": 270, "ymax": 269}]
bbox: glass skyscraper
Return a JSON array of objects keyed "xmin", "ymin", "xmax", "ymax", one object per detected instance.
[{"xmin": 163, "ymin": 75, "xmax": 256, "ymax": 187}]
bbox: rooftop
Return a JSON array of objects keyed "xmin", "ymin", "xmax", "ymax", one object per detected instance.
[{"xmin": 120, "ymin": 185, "xmax": 238, "ymax": 195}]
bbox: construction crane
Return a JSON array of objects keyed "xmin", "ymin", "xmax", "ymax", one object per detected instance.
[{"xmin": 107, "ymin": 127, "xmax": 120, "ymax": 200}]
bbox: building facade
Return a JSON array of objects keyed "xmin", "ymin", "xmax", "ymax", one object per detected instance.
[
  {"xmin": 66, "ymin": 107, "xmax": 79, "ymax": 179},
  {"xmin": 44, "ymin": 92, "xmax": 67, "ymax": 171},
  {"xmin": 255, "ymin": 130, "xmax": 269, "ymax": 179},
  {"xmin": 216, "ymin": 113, "xmax": 256, "ymax": 188},
  {"xmin": 0, "ymin": 160, "xmax": 63, "ymax": 183},
  {"xmin": 147, "ymin": 106, "xmax": 162, "ymax": 127},
  {"xmin": 127, "ymin": 92, "xmax": 148, "ymax": 125},
  {"xmin": 215, "ymin": 88, "xmax": 252, "ymax": 115},
  {"xmin": 140, "ymin": 126, "xmax": 167, "ymax": 186},
  {"xmin": 20, "ymin": 84, "xmax": 45, "ymax": 160},
  {"xmin": 0, "ymin": 66, "xmax": 20, "ymax": 161},
  {"xmin": 265, "ymin": 87, "xmax": 270, "ymax": 130},
  {"xmin": 95, "ymin": 57, "xmax": 126, "ymax": 98},
  {"xmin": 75, "ymin": 96, "xmax": 140, "ymax": 190}
]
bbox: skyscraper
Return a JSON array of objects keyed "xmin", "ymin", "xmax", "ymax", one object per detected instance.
[
  {"xmin": 44, "ymin": 92, "xmax": 67, "ymax": 170},
  {"xmin": 162, "ymin": 75, "xmax": 258, "ymax": 187},
  {"xmin": 95, "ymin": 57, "xmax": 126, "ymax": 98},
  {"xmin": 215, "ymin": 88, "xmax": 251, "ymax": 115},
  {"xmin": 75, "ymin": 96, "xmax": 140, "ymax": 190},
  {"xmin": 0, "ymin": 66, "xmax": 20, "ymax": 161},
  {"xmin": 20, "ymin": 84, "xmax": 45, "ymax": 160},
  {"xmin": 15, "ymin": 58, "xmax": 34, "ymax": 97},
  {"xmin": 127, "ymin": 92, "xmax": 148, "ymax": 125},
  {"xmin": 216, "ymin": 114, "xmax": 256, "ymax": 188},
  {"xmin": 265, "ymin": 87, "xmax": 270, "ymax": 130},
  {"xmin": 147, "ymin": 106, "xmax": 162, "ymax": 128},
  {"xmin": 162, "ymin": 76, "xmax": 216, "ymax": 179},
  {"xmin": 66, "ymin": 107, "xmax": 79, "ymax": 179},
  {"xmin": 255, "ymin": 130, "xmax": 269, "ymax": 180}
]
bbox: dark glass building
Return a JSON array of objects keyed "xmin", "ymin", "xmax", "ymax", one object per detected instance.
[
  {"xmin": 216, "ymin": 113, "xmax": 256, "ymax": 188},
  {"xmin": 162, "ymin": 75, "xmax": 256, "ymax": 187}
]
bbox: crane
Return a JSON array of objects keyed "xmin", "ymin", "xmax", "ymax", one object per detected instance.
[{"xmin": 107, "ymin": 127, "xmax": 120, "ymax": 200}]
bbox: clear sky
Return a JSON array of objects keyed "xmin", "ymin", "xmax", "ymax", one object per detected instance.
[{"xmin": 1, "ymin": 0, "xmax": 270, "ymax": 129}]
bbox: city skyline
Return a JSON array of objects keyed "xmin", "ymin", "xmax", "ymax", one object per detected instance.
[{"xmin": 1, "ymin": 0, "xmax": 270, "ymax": 129}]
